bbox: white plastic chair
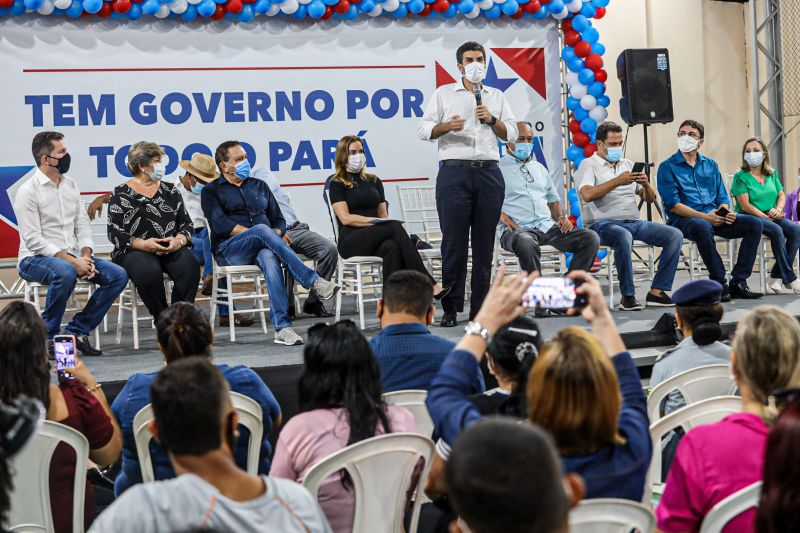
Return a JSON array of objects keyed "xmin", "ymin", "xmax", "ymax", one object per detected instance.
[
  {"xmin": 114, "ymin": 276, "xmax": 173, "ymax": 350},
  {"xmin": 133, "ymin": 391, "xmax": 264, "ymax": 482},
  {"xmin": 648, "ymin": 364, "xmax": 736, "ymax": 422},
  {"xmin": 8, "ymin": 421, "xmax": 89, "ymax": 533},
  {"xmin": 569, "ymin": 498, "xmax": 656, "ymax": 533},
  {"xmin": 699, "ymin": 480, "xmax": 762, "ymax": 533},
  {"xmin": 646, "ymin": 396, "xmax": 742, "ymax": 503},
  {"xmin": 324, "ymin": 190, "xmax": 384, "ymax": 330},
  {"xmin": 24, "ymin": 280, "xmax": 101, "ymax": 349},
  {"xmin": 302, "ymin": 432, "xmax": 434, "ymax": 533},
  {"xmin": 382, "ymin": 390, "xmax": 433, "ymax": 437},
  {"xmin": 395, "ymin": 186, "xmax": 443, "ymax": 276}
]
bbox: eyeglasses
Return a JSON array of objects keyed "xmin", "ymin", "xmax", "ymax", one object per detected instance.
[
  {"xmin": 677, "ymin": 131, "xmax": 701, "ymax": 140},
  {"xmin": 520, "ymin": 164, "xmax": 534, "ymax": 183}
]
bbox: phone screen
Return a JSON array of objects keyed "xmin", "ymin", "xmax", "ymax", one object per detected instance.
[
  {"xmin": 523, "ymin": 277, "xmax": 587, "ymax": 310},
  {"xmin": 54, "ymin": 335, "xmax": 76, "ymax": 380},
  {"xmin": 716, "ymin": 207, "xmax": 730, "ymax": 217},
  {"xmin": 632, "ymin": 162, "xmax": 646, "ymax": 174}
]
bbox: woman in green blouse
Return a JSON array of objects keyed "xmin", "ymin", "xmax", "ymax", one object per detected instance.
[{"xmin": 731, "ymin": 137, "xmax": 800, "ymax": 294}]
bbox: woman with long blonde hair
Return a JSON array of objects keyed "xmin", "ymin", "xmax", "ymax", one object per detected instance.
[{"xmin": 328, "ymin": 135, "xmax": 448, "ymax": 297}]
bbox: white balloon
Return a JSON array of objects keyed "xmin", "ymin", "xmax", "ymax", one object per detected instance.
[
  {"xmin": 37, "ymin": 0, "xmax": 55, "ymax": 14},
  {"xmin": 53, "ymin": 0, "xmax": 70, "ymax": 9},
  {"xmin": 266, "ymin": 2, "xmax": 281, "ymax": 14},
  {"xmin": 171, "ymin": 0, "xmax": 188, "ymax": 14},
  {"xmin": 477, "ymin": 0, "xmax": 493, "ymax": 9},
  {"xmin": 566, "ymin": 0, "xmax": 582, "ymax": 12},
  {"xmin": 155, "ymin": 3, "xmax": 171, "ymax": 17},
  {"xmin": 569, "ymin": 83, "xmax": 587, "ymax": 99},
  {"xmin": 565, "ymin": 71, "xmax": 580, "ymax": 87},
  {"xmin": 580, "ymin": 94, "xmax": 597, "ymax": 111},
  {"xmin": 280, "ymin": 0, "xmax": 298, "ymax": 13},
  {"xmin": 494, "ymin": 0, "xmax": 507, "ymax": 4},
  {"xmin": 551, "ymin": 6, "xmax": 569, "ymax": 19},
  {"xmin": 382, "ymin": 0, "xmax": 398, "ymax": 10},
  {"xmin": 367, "ymin": 4, "xmax": 382, "ymax": 15},
  {"xmin": 298, "ymin": 0, "xmax": 311, "ymax": 5},
  {"xmin": 589, "ymin": 106, "xmax": 608, "ymax": 122},
  {"xmin": 187, "ymin": 0, "xmax": 202, "ymax": 5},
  {"xmin": 465, "ymin": 4, "xmax": 480, "ymax": 17}
]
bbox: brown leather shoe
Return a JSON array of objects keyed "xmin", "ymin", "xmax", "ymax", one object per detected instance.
[{"xmin": 219, "ymin": 315, "xmax": 255, "ymax": 327}]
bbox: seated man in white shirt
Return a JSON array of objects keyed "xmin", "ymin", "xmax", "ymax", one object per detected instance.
[
  {"xmin": 14, "ymin": 132, "xmax": 128, "ymax": 356},
  {"xmin": 90, "ymin": 358, "xmax": 332, "ymax": 533}
]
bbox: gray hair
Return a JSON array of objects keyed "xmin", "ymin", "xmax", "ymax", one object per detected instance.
[{"xmin": 126, "ymin": 141, "xmax": 164, "ymax": 176}]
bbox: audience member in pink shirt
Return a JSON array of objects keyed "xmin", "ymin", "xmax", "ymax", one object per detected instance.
[
  {"xmin": 271, "ymin": 321, "xmax": 417, "ymax": 533},
  {"xmin": 657, "ymin": 306, "xmax": 800, "ymax": 533}
]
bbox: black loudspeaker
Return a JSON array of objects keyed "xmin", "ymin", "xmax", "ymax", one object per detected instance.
[{"xmin": 616, "ymin": 48, "xmax": 674, "ymax": 126}]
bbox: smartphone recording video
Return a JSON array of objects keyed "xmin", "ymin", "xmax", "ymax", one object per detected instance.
[
  {"xmin": 54, "ymin": 335, "xmax": 76, "ymax": 381},
  {"xmin": 523, "ymin": 277, "xmax": 587, "ymax": 310}
]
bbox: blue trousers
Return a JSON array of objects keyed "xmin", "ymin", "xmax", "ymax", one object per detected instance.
[
  {"xmin": 591, "ymin": 220, "xmax": 683, "ymax": 297},
  {"xmin": 191, "ymin": 227, "xmax": 213, "ymax": 278},
  {"xmin": 672, "ymin": 214, "xmax": 763, "ymax": 285},
  {"xmin": 18, "ymin": 255, "xmax": 128, "ymax": 338},
  {"xmin": 216, "ymin": 224, "xmax": 319, "ymax": 330},
  {"xmin": 761, "ymin": 217, "xmax": 800, "ymax": 284}
]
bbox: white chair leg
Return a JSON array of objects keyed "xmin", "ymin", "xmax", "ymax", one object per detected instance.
[
  {"xmin": 760, "ymin": 239, "xmax": 767, "ymax": 293},
  {"xmin": 209, "ymin": 273, "xmax": 219, "ymax": 330},
  {"xmin": 335, "ymin": 264, "xmax": 343, "ymax": 322},
  {"xmin": 606, "ymin": 249, "xmax": 614, "ymax": 309},
  {"xmin": 254, "ymin": 277, "xmax": 268, "ymax": 335},
  {"xmin": 131, "ymin": 287, "xmax": 140, "ymax": 350},
  {"xmin": 115, "ymin": 286, "xmax": 125, "ymax": 345},
  {"xmin": 356, "ymin": 266, "xmax": 366, "ymax": 330},
  {"xmin": 227, "ymin": 274, "xmax": 236, "ymax": 342},
  {"xmin": 689, "ymin": 245, "xmax": 696, "ymax": 281}
]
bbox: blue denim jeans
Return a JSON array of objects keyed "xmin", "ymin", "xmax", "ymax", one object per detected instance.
[
  {"xmin": 191, "ymin": 227, "xmax": 213, "ymax": 278},
  {"xmin": 591, "ymin": 220, "xmax": 683, "ymax": 297},
  {"xmin": 18, "ymin": 255, "xmax": 128, "ymax": 338},
  {"xmin": 761, "ymin": 217, "xmax": 800, "ymax": 283},
  {"xmin": 672, "ymin": 214, "xmax": 763, "ymax": 285},
  {"xmin": 216, "ymin": 224, "xmax": 319, "ymax": 330}
]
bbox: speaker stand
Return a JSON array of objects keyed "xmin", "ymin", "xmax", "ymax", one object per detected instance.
[{"xmin": 637, "ymin": 123, "xmax": 664, "ymax": 223}]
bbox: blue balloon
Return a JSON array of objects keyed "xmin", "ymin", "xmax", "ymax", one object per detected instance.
[
  {"xmin": 456, "ymin": 0, "xmax": 472, "ymax": 13},
  {"xmin": 596, "ymin": 95, "xmax": 610, "ymax": 107},
  {"xmin": 83, "ymin": 0, "xmax": 102, "ymax": 13},
  {"xmin": 423, "ymin": 0, "xmax": 435, "ymax": 4},
  {"xmin": 408, "ymin": 0, "xmax": 424, "ymax": 12},
  {"xmin": 142, "ymin": 0, "xmax": 159, "ymax": 14},
  {"xmin": 590, "ymin": 133, "xmax": 597, "ymax": 143},
  {"xmin": 580, "ymin": 118, "xmax": 598, "ymax": 134},
  {"xmin": 65, "ymin": 0, "xmax": 83, "ymax": 16},
  {"xmin": 10, "ymin": 0, "xmax": 25, "ymax": 15},
  {"xmin": 572, "ymin": 155, "xmax": 585, "ymax": 168},
  {"xmin": 0, "ymin": 6, "xmax": 8, "ymax": 15},
  {"xmin": 593, "ymin": 0, "xmax": 609, "ymax": 7},
  {"xmin": 531, "ymin": 4, "xmax": 547, "ymax": 18},
  {"xmin": 198, "ymin": 0, "xmax": 216, "ymax": 15},
  {"xmin": 578, "ymin": 68, "xmax": 595, "ymax": 85},
  {"xmin": 567, "ymin": 57, "xmax": 584, "ymax": 73},
  {"xmin": 572, "ymin": 14, "xmax": 589, "ymax": 32},
  {"xmin": 582, "ymin": 27, "xmax": 600, "ymax": 44},
  {"xmin": 24, "ymin": 0, "xmax": 42, "ymax": 10},
  {"xmin": 343, "ymin": 4, "xmax": 357, "ymax": 18},
  {"xmin": 573, "ymin": 107, "xmax": 589, "ymax": 121},
  {"xmin": 547, "ymin": 0, "xmax": 563, "ymax": 13},
  {"xmin": 501, "ymin": 0, "xmax": 517, "ymax": 15},
  {"xmin": 579, "ymin": 2, "xmax": 595, "ymax": 18},
  {"xmin": 588, "ymin": 82, "xmax": 605, "ymax": 97},
  {"xmin": 591, "ymin": 42, "xmax": 606, "ymax": 56},
  {"xmin": 181, "ymin": 4, "xmax": 198, "ymax": 20},
  {"xmin": 392, "ymin": 3, "xmax": 408, "ymax": 16},
  {"xmin": 127, "ymin": 2, "xmax": 142, "ymax": 18},
  {"xmin": 566, "ymin": 96, "xmax": 580, "ymax": 111},
  {"xmin": 307, "ymin": 0, "xmax": 324, "ymax": 16},
  {"xmin": 358, "ymin": 0, "xmax": 374, "ymax": 11},
  {"xmin": 484, "ymin": 4, "xmax": 500, "ymax": 18},
  {"xmin": 322, "ymin": 0, "xmax": 337, "ymax": 5},
  {"xmin": 290, "ymin": 4, "xmax": 305, "ymax": 18},
  {"xmin": 442, "ymin": 3, "xmax": 455, "ymax": 17},
  {"xmin": 567, "ymin": 145, "xmax": 583, "ymax": 161},
  {"xmin": 561, "ymin": 47, "xmax": 576, "ymax": 62}
]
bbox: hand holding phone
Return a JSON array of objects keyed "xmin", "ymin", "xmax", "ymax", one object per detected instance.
[
  {"xmin": 631, "ymin": 162, "xmax": 646, "ymax": 174},
  {"xmin": 523, "ymin": 277, "xmax": 587, "ymax": 310},
  {"xmin": 715, "ymin": 206, "xmax": 730, "ymax": 217},
  {"xmin": 54, "ymin": 335, "xmax": 77, "ymax": 381}
]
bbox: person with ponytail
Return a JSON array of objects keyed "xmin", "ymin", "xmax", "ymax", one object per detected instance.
[
  {"xmin": 111, "ymin": 302, "xmax": 281, "ymax": 497},
  {"xmin": 656, "ymin": 305, "xmax": 800, "ymax": 533},
  {"xmin": 650, "ymin": 279, "xmax": 731, "ymax": 415}
]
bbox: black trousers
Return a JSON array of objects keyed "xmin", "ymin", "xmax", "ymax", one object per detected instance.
[
  {"xmin": 337, "ymin": 221, "xmax": 435, "ymax": 285},
  {"xmin": 115, "ymin": 248, "xmax": 201, "ymax": 320},
  {"xmin": 436, "ymin": 164, "xmax": 505, "ymax": 314}
]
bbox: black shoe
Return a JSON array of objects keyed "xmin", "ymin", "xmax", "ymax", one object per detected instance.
[
  {"xmin": 219, "ymin": 315, "xmax": 255, "ymax": 327},
  {"xmin": 618, "ymin": 296, "xmax": 643, "ymax": 311},
  {"xmin": 720, "ymin": 285, "xmax": 732, "ymax": 303},
  {"xmin": 440, "ymin": 311, "xmax": 458, "ymax": 327},
  {"xmin": 645, "ymin": 291, "xmax": 675, "ymax": 307},
  {"xmin": 302, "ymin": 300, "xmax": 334, "ymax": 318},
  {"xmin": 200, "ymin": 275, "xmax": 213, "ymax": 297},
  {"xmin": 75, "ymin": 335, "xmax": 102, "ymax": 356},
  {"xmin": 729, "ymin": 283, "xmax": 763, "ymax": 300},
  {"xmin": 434, "ymin": 287, "xmax": 451, "ymax": 302}
]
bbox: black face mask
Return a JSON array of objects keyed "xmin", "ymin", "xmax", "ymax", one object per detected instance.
[{"xmin": 47, "ymin": 152, "xmax": 71, "ymax": 174}]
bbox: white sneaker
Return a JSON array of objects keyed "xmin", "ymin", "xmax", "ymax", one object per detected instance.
[
  {"xmin": 274, "ymin": 327, "xmax": 303, "ymax": 346},
  {"xmin": 785, "ymin": 279, "xmax": 800, "ymax": 294},
  {"xmin": 768, "ymin": 278, "xmax": 788, "ymax": 294},
  {"xmin": 312, "ymin": 277, "xmax": 340, "ymax": 301}
]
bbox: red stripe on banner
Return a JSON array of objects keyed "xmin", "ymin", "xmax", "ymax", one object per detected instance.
[
  {"xmin": 78, "ymin": 177, "xmax": 429, "ymax": 193},
  {"xmin": 23, "ymin": 65, "xmax": 426, "ymax": 73}
]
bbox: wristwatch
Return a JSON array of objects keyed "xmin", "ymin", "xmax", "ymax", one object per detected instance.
[
  {"xmin": 488, "ymin": 116, "xmax": 497, "ymax": 126},
  {"xmin": 464, "ymin": 321, "xmax": 491, "ymax": 344}
]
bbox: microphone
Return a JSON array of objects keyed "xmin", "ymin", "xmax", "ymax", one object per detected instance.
[{"xmin": 473, "ymin": 85, "xmax": 485, "ymax": 125}]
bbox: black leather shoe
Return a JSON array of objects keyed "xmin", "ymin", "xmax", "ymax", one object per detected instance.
[
  {"xmin": 433, "ymin": 287, "xmax": 451, "ymax": 302},
  {"xmin": 302, "ymin": 300, "xmax": 334, "ymax": 318},
  {"xmin": 219, "ymin": 315, "xmax": 255, "ymax": 327},
  {"xmin": 75, "ymin": 335, "xmax": 102, "ymax": 356},
  {"xmin": 440, "ymin": 311, "xmax": 458, "ymax": 327},
  {"xmin": 720, "ymin": 285, "xmax": 732, "ymax": 303},
  {"xmin": 729, "ymin": 283, "xmax": 763, "ymax": 300}
]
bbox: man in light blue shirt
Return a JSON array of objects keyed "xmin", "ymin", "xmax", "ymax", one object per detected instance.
[
  {"xmin": 251, "ymin": 167, "xmax": 338, "ymax": 318},
  {"xmin": 499, "ymin": 121, "xmax": 599, "ymax": 274}
]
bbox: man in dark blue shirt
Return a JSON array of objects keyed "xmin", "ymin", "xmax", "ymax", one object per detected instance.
[
  {"xmin": 657, "ymin": 119, "xmax": 763, "ymax": 301},
  {"xmin": 201, "ymin": 141, "xmax": 339, "ymax": 345},
  {"xmin": 370, "ymin": 270, "xmax": 484, "ymax": 393}
]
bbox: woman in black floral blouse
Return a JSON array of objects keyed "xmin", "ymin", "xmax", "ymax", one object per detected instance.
[{"xmin": 108, "ymin": 141, "xmax": 200, "ymax": 319}]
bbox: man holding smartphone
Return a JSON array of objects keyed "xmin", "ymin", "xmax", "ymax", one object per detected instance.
[
  {"xmin": 657, "ymin": 119, "xmax": 764, "ymax": 301},
  {"xmin": 577, "ymin": 121, "xmax": 684, "ymax": 310}
]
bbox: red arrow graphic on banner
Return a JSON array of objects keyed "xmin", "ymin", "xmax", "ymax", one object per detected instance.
[
  {"xmin": 435, "ymin": 61, "xmax": 456, "ymax": 88},
  {"xmin": 491, "ymin": 48, "xmax": 547, "ymax": 100}
]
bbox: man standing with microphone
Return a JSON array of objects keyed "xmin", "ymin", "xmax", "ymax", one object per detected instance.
[{"xmin": 418, "ymin": 42, "xmax": 518, "ymax": 327}]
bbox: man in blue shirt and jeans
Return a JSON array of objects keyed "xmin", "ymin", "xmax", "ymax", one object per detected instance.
[
  {"xmin": 657, "ymin": 119, "xmax": 763, "ymax": 301},
  {"xmin": 370, "ymin": 270, "xmax": 484, "ymax": 393}
]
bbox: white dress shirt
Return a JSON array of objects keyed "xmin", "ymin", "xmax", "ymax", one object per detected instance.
[
  {"xmin": 14, "ymin": 168, "xmax": 94, "ymax": 263},
  {"xmin": 174, "ymin": 181, "xmax": 205, "ymax": 228},
  {"xmin": 418, "ymin": 81, "xmax": 518, "ymax": 161}
]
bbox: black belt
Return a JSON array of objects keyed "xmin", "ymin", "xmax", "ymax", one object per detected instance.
[{"xmin": 441, "ymin": 159, "xmax": 498, "ymax": 168}]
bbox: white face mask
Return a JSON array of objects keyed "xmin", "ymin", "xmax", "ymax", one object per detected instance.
[
  {"xmin": 744, "ymin": 151, "xmax": 764, "ymax": 168},
  {"xmin": 677, "ymin": 135, "xmax": 700, "ymax": 153},
  {"xmin": 148, "ymin": 161, "xmax": 166, "ymax": 182},
  {"xmin": 463, "ymin": 62, "xmax": 485, "ymax": 84},
  {"xmin": 346, "ymin": 153, "xmax": 366, "ymax": 173}
]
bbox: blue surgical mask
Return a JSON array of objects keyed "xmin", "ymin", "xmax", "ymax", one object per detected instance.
[
  {"xmin": 512, "ymin": 143, "xmax": 533, "ymax": 161},
  {"xmin": 605, "ymin": 146, "xmax": 623, "ymax": 163},
  {"xmin": 233, "ymin": 160, "xmax": 251, "ymax": 180},
  {"xmin": 190, "ymin": 182, "xmax": 203, "ymax": 195}
]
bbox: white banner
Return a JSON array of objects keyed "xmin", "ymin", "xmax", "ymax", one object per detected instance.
[{"xmin": 0, "ymin": 17, "xmax": 563, "ymax": 258}]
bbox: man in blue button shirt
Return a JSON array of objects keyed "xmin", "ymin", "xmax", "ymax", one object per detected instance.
[
  {"xmin": 201, "ymin": 141, "xmax": 340, "ymax": 346},
  {"xmin": 657, "ymin": 119, "xmax": 763, "ymax": 301},
  {"xmin": 499, "ymin": 121, "xmax": 600, "ymax": 275},
  {"xmin": 370, "ymin": 270, "xmax": 484, "ymax": 393}
]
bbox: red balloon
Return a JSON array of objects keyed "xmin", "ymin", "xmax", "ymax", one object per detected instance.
[
  {"xmin": 112, "ymin": 0, "xmax": 130, "ymax": 13},
  {"xmin": 321, "ymin": 4, "xmax": 332, "ymax": 18},
  {"xmin": 574, "ymin": 41, "xmax": 592, "ymax": 58},
  {"xmin": 226, "ymin": 0, "xmax": 242, "ymax": 13},
  {"xmin": 511, "ymin": 6, "xmax": 523, "ymax": 18},
  {"xmin": 583, "ymin": 144, "xmax": 598, "ymax": 157},
  {"xmin": 585, "ymin": 53, "xmax": 603, "ymax": 71},
  {"xmin": 98, "ymin": 1, "xmax": 113, "ymax": 16},
  {"xmin": 572, "ymin": 131, "xmax": 590, "ymax": 148},
  {"xmin": 333, "ymin": 0, "xmax": 349, "ymax": 13},
  {"xmin": 432, "ymin": 0, "xmax": 449, "ymax": 13},
  {"xmin": 419, "ymin": 4, "xmax": 431, "ymax": 15},
  {"xmin": 539, "ymin": 0, "xmax": 550, "ymax": 3},
  {"xmin": 568, "ymin": 119, "xmax": 582, "ymax": 135},
  {"xmin": 564, "ymin": 30, "xmax": 580, "ymax": 47},
  {"xmin": 0, "ymin": 0, "xmax": 14, "ymax": 7},
  {"xmin": 242, "ymin": 0, "xmax": 256, "ymax": 4},
  {"xmin": 561, "ymin": 18, "xmax": 572, "ymax": 31},
  {"xmin": 211, "ymin": 4, "xmax": 225, "ymax": 18},
  {"xmin": 522, "ymin": 0, "xmax": 540, "ymax": 13},
  {"xmin": 594, "ymin": 6, "xmax": 605, "ymax": 18},
  {"xmin": 594, "ymin": 69, "xmax": 608, "ymax": 83},
  {"xmin": 350, "ymin": 0, "xmax": 361, "ymax": 3}
]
